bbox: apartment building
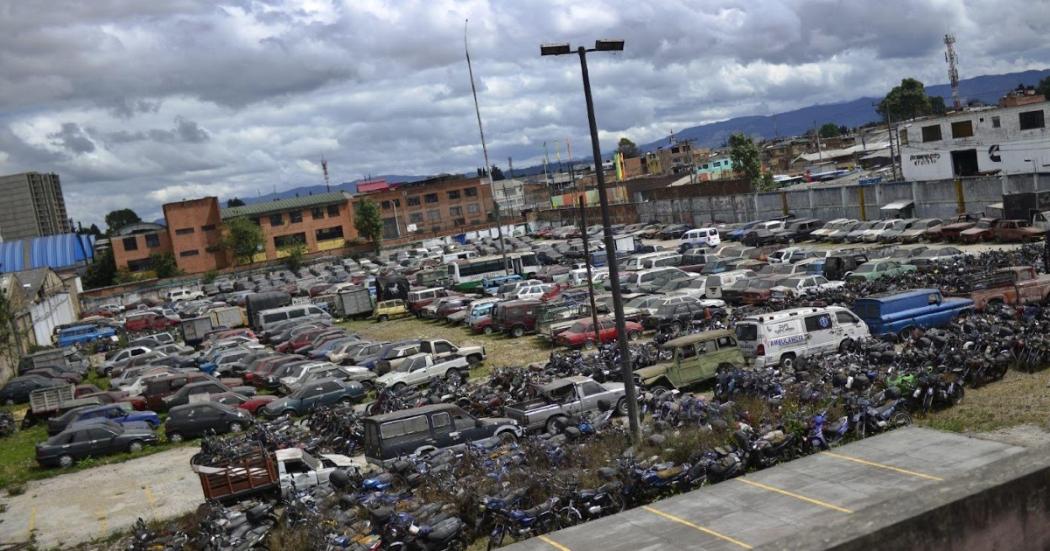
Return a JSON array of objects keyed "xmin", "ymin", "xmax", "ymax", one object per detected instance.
[
  {"xmin": 223, "ymin": 192, "xmax": 354, "ymax": 263},
  {"xmin": 357, "ymin": 175, "xmax": 496, "ymax": 239},
  {"xmin": 0, "ymin": 172, "xmax": 71, "ymax": 240}
]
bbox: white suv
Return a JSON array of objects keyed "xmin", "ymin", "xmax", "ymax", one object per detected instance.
[{"xmin": 166, "ymin": 288, "xmax": 205, "ymax": 302}]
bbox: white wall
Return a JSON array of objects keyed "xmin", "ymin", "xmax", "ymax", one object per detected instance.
[{"xmin": 29, "ymin": 293, "xmax": 76, "ymax": 346}]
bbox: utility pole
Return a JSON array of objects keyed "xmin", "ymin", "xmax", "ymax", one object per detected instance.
[
  {"xmin": 465, "ymin": 20, "xmax": 508, "ymax": 274},
  {"xmin": 507, "ymin": 157, "xmax": 514, "ymax": 179}
]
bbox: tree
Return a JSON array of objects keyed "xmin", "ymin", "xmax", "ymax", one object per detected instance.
[
  {"xmin": 221, "ymin": 217, "xmax": 264, "ymax": 265},
  {"xmin": 818, "ymin": 123, "xmax": 841, "ymax": 139},
  {"xmin": 354, "ymin": 199, "xmax": 384, "ymax": 253},
  {"xmin": 760, "ymin": 171, "xmax": 777, "ymax": 192},
  {"xmin": 616, "ymin": 137, "xmax": 639, "ymax": 159},
  {"xmin": 150, "ymin": 252, "xmax": 181, "ymax": 279},
  {"xmin": 930, "ymin": 96, "xmax": 947, "ymax": 115},
  {"xmin": 226, "ymin": 197, "xmax": 246, "ymax": 208},
  {"xmin": 876, "ymin": 78, "xmax": 934, "ymax": 122},
  {"xmin": 1034, "ymin": 77, "xmax": 1050, "ymax": 100},
  {"xmin": 282, "ymin": 238, "xmax": 307, "ymax": 273},
  {"xmin": 82, "ymin": 248, "xmax": 117, "ymax": 289},
  {"xmin": 728, "ymin": 133, "xmax": 764, "ymax": 190},
  {"xmin": 104, "ymin": 209, "xmax": 141, "ymax": 235},
  {"xmin": 490, "ymin": 165, "xmax": 505, "ymax": 181}
]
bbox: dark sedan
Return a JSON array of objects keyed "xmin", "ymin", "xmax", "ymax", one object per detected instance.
[
  {"xmin": 0, "ymin": 375, "xmax": 64, "ymax": 405},
  {"xmin": 261, "ymin": 378, "xmax": 365, "ymax": 418},
  {"xmin": 37, "ymin": 419, "xmax": 157, "ymax": 468},
  {"xmin": 164, "ymin": 401, "xmax": 253, "ymax": 442}
]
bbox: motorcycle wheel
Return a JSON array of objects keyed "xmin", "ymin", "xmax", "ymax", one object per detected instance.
[
  {"xmin": 891, "ymin": 412, "xmax": 912, "ymax": 427},
  {"xmin": 559, "ymin": 508, "xmax": 583, "ymax": 528},
  {"xmin": 486, "ymin": 528, "xmax": 505, "ymax": 551}
]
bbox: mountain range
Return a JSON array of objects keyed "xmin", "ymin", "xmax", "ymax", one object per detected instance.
[{"xmin": 234, "ymin": 68, "xmax": 1050, "ymax": 198}]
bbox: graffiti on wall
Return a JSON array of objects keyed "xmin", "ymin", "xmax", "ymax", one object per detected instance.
[{"xmin": 910, "ymin": 153, "xmax": 941, "ymax": 166}]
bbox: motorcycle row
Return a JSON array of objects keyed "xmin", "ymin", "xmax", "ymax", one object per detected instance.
[{"xmin": 126, "ymin": 245, "xmax": 1050, "ymax": 551}]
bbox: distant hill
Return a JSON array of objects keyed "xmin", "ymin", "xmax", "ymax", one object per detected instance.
[
  {"xmin": 642, "ymin": 69, "xmax": 1050, "ymax": 150},
  {"xmin": 227, "ymin": 175, "xmax": 425, "ymax": 207}
]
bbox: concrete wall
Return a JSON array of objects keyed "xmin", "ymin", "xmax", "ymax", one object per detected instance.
[
  {"xmin": 635, "ymin": 174, "xmax": 1050, "ymax": 224},
  {"xmin": 772, "ymin": 446, "xmax": 1050, "ymax": 551}
]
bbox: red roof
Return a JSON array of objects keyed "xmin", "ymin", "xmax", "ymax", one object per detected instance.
[{"xmin": 357, "ymin": 180, "xmax": 390, "ymax": 193}]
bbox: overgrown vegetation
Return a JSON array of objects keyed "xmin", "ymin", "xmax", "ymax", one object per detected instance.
[
  {"xmin": 282, "ymin": 238, "xmax": 308, "ymax": 273},
  {"xmin": 728, "ymin": 133, "xmax": 776, "ymax": 192},
  {"xmin": 222, "ymin": 217, "xmax": 264, "ymax": 265},
  {"xmin": 150, "ymin": 252, "xmax": 182, "ymax": 279},
  {"xmin": 353, "ymin": 199, "xmax": 384, "ymax": 254}
]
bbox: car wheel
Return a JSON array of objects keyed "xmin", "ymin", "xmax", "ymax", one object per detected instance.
[
  {"xmin": 340, "ymin": 396, "xmax": 355, "ymax": 406},
  {"xmin": 377, "ymin": 315, "xmax": 389, "ymax": 322},
  {"xmin": 616, "ymin": 398, "xmax": 629, "ymax": 416},
  {"xmin": 282, "ymin": 410, "xmax": 297, "ymax": 418},
  {"xmin": 838, "ymin": 339, "xmax": 854, "ymax": 353},
  {"xmin": 672, "ymin": 321, "xmax": 683, "ymax": 334},
  {"xmin": 58, "ymin": 455, "xmax": 74, "ymax": 468},
  {"xmin": 392, "ymin": 383, "xmax": 407, "ymax": 393},
  {"xmin": 546, "ymin": 415, "xmax": 567, "ymax": 434},
  {"xmin": 511, "ymin": 326, "xmax": 525, "ymax": 338},
  {"xmin": 467, "ymin": 355, "xmax": 482, "ymax": 366},
  {"xmin": 779, "ymin": 353, "xmax": 796, "ymax": 370},
  {"xmin": 168, "ymin": 432, "xmax": 184, "ymax": 443},
  {"xmin": 582, "ymin": 340, "xmax": 595, "ymax": 350},
  {"xmin": 650, "ymin": 385, "xmax": 670, "ymax": 397},
  {"xmin": 628, "ymin": 331, "xmax": 641, "ymax": 341},
  {"xmin": 446, "ymin": 370, "xmax": 463, "ymax": 384},
  {"xmin": 228, "ymin": 422, "xmax": 244, "ymax": 433},
  {"xmin": 128, "ymin": 440, "xmax": 144, "ymax": 453},
  {"xmin": 497, "ymin": 431, "xmax": 518, "ymax": 444},
  {"xmin": 483, "ymin": 326, "xmax": 494, "ymax": 336}
]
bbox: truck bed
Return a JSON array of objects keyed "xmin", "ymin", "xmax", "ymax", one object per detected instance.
[{"xmin": 194, "ymin": 448, "xmax": 278, "ymax": 503}]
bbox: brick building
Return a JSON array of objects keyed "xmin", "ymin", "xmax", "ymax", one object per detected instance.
[
  {"xmin": 164, "ymin": 197, "xmax": 228, "ymax": 273},
  {"xmin": 355, "ymin": 175, "xmax": 496, "ymax": 239},
  {"xmin": 111, "ymin": 222, "xmax": 172, "ymax": 272},
  {"xmin": 222, "ymin": 192, "xmax": 354, "ymax": 263}
]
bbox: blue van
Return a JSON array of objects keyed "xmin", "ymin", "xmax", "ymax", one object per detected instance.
[
  {"xmin": 852, "ymin": 289, "xmax": 973, "ymax": 337},
  {"xmin": 481, "ymin": 274, "xmax": 522, "ymax": 296},
  {"xmin": 57, "ymin": 324, "xmax": 117, "ymax": 348}
]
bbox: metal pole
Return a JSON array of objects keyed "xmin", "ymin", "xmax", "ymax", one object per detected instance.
[
  {"xmin": 578, "ymin": 197, "xmax": 601, "ymax": 345},
  {"xmin": 465, "ymin": 20, "xmax": 508, "ymax": 274},
  {"xmin": 576, "ymin": 46, "xmax": 640, "ymax": 442}
]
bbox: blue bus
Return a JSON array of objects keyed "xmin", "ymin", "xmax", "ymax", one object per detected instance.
[{"xmin": 852, "ymin": 289, "xmax": 973, "ymax": 337}]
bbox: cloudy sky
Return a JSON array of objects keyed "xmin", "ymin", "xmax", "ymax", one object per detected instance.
[{"xmin": 1, "ymin": 0, "xmax": 1047, "ymax": 226}]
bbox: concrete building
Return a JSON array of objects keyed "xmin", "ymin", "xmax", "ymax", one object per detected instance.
[
  {"xmin": 898, "ymin": 95, "xmax": 1050, "ymax": 181},
  {"xmin": 0, "ymin": 172, "xmax": 70, "ymax": 241},
  {"xmin": 357, "ymin": 175, "xmax": 496, "ymax": 239}
]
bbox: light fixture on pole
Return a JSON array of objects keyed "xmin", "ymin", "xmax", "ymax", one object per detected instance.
[{"xmin": 541, "ymin": 38, "xmax": 640, "ymax": 442}]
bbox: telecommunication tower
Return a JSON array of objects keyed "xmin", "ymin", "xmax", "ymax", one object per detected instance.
[{"xmin": 944, "ymin": 33, "xmax": 961, "ymax": 110}]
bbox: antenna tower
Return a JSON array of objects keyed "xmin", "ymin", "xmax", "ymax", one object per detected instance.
[
  {"xmin": 944, "ymin": 33, "xmax": 961, "ymax": 110},
  {"xmin": 321, "ymin": 156, "xmax": 330, "ymax": 192}
]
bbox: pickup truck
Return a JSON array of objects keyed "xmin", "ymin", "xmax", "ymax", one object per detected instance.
[
  {"xmin": 417, "ymin": 339, "xmax": 486, "ymax": 366},
  {"xmin": 952, "ymin": 266, "xmax": 1050, "ymax": 311},
  {"xmin": 375, "ymin": 353, "xmax": 471, "ymax": 390},
  {"xmin": 503, "ymin": 376, "xmax": 627, "ymax": 433},
  {"xmin": 195, "ymin": 444, "xmax": 354, "ymax": 503}
]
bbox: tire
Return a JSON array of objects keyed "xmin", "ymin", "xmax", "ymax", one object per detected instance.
[
  {"xmin": 168, "ymin": 432, "xmax": 184, "ymax": 443},
  {"xmin": 377, "ymin": 315, "xmax": 389, "ymax": 322},
  {"xmin": 229, "ymin": 422, "xmax": 244, "ymax": 433},
  {"xmin": 546, "ymin": 415, "xmax": 567, "ymax": 434},
  {"xmin": 898, "ymin": 326, "xmax": 915, "ymax": 341},
  {"xmin": 838, "ymin": 339, "xmax": 854, "ymax": 353},
  {"xmin": 628, "ymin": 331, "xmax": 641, "ymax": 341},
  {"xmin": 58, "ymin": 454, "xmax": 74, "ymax": 468},
  {"xmin": 467, "ymin": 355, "xmax": 482, "ymax": 366},
  {"xmin": 616, "ymin": 397, "xmax": 629, "ymax": 416},
  {"xmin": 282, "ymin": 409, "xmax": 297, "ymax": 418},
  {"xmin": 511, "ymin": 326, "xmax": 525, "ymax": 338},
  {"xmin": 446, "ymin": 369, "xmax": 463, "ymax": 384},
  {"xmin": 891, "ymin": 412, "xmax": 912, "ymax": 427},
  {"xmin": 582, "ymin": 340, "xmax": 595, "ymax": 350},
  {"xmin": 392, "ymin": 383, "xmax": 407, "ymax": 393},
  {"xmin": 672, "ymin": 321, "xmax": 683, "ymax": 334},
  {"xmin": 779, "ymin": 353, "xmax": 796, "ymax": 370},
  {"xmin": 128, "ymin": 440, "xmax": 144, "ymax": 453},
  {"xmin": 650, "ymin": 385, "xmax": 670, "ymax": 397},
  {"xmin": 483, "ymin": 326, "xmax": 494, "ymax": 336},
  {"xmin": 339, "ymin": 396, "xmax": 354, "ymax": 405},
  {"xmin": 497, "ymin": 430, "xmax": 518, "ymax": 444}
]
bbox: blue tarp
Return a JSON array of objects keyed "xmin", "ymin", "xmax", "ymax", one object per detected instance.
[{"xmin": 0, "ymin": 233, "xmax": 94, "ymax": 273}]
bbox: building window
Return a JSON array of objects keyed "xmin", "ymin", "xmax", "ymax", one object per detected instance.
[
  {"xmin": 274, "ymin": 233, "xmax": 306, "ymax": 249},
  {"xmin": 467, "ymin": 203, "xmax": 481, "ymax": 215},
  {"xmin": 991, "ymin": 116, "xmax": 1001, "ymax": 128},
  {"xmin": 453, "ymin": 218, "xmax": 466, "ymax": 226},
  {"xmin": 951, "ymin": 120, "xmax": 974, "ymax": 139},
  {"xmin": 289, "ymin": 210, "xmax": 303, "ymax": 223},
  {"xmin": 145, "ymin": 234, "xmax": 160, "ymax": 248},
  {"xmin": 315, "ymin": 226, "xmax": 344, "ymax": 241},
  {"xmin": 122, "ymin": 237, "xmax": 138, "ymax": 251},
  {"xmin": 447, "ymin": 190, "xmax": 461, "ymax": 200},
  {"xmin": 179, "ymin": 249, "xmax": 199, "ymax": 257},
  {"xmin": 205, "ymin": 245, "xmax": 221, "ymax": 253},
  {"xmin": 407, "ymin": 195, "xmax": 420, "ymax": 207},
  {"xmin": 449, "ymin": 206, "xmax": 463, "ymax": 217},
  {"xmin": 312, "ymin": 207, "xmax": 324, "ymax": 220},
  {"xmin": 921, "ymin": 124, "xmax": 942, "ymax": 142},
  {"xmin": 427, "ymin": 209, "xmax": 441, "ymax": 222},
  {"xmin": 381, "ymin": 200, "xmax": 391, "ymax": 210},
  {"xmin": 408, "ymin": 212, "xmax": 424, "ymax": 224},
  {"xmin": 393, "ymin": 198, "xmax": 400, "ymax": 207},
  {"xmin": 464, "ymin": 187, "xmax": 478, "ymax": 197},
  {"xmin": 1019, "ymin": 110, "xmax": 1046, "ymax": 130},
  {"xmin": 174, "ymin": 227, "xmax": 194, "ymax": 235},
  {"xmin": 269, "ymin": 213, "xmax": 283, "ymax": 226},
  {"xmin": 327, "ymin": 205, "xmax": 339, "ymax": 217},
  {"xmin": 201, "ymin": 224, "xmax": 216, "ymax": 232},
  {"xmin": 898, "ymin": 129, "xmax": 909, "ymax": 146},
  {"xmin": 424, "ymin": 193, "xmax": 439, "ymax": 204},
  {"xmin": 127, "ymin": 258, "xmax": 152, "ymax": 272}
]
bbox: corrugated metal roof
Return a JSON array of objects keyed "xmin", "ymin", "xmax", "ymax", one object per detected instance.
[
  {"xmin": 0, "ymin": 233, "xmax": 94, "ymax": 274},
  {"xmin": 221, "ymin": 192, "xmax": 349, "ymax": 219}
]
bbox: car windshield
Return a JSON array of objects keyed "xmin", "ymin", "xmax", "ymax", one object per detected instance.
[
  {"xmin": 752, "ymin": 280, "xmax": 779, "ymax": 289},
  {"xmin": 568, "ymin": 322, "xmax": 590, "ymax": 333},
  {"xmin": 975, "ymin": 220, "xmax": 992, "ymax": 228},
  {"xmin": 626, "ymin": 296, "xmax": 650, "ymax": 308}
]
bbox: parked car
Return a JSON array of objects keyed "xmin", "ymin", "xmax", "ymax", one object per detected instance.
[
  {"xmin": 373, "ymin": 299, "xmax": 411, "ymax": 322},
  {"xmin": 261, "ymin": 378, "xmax": 366, "ymax": 418},
  {"xmin": 362, "ymin": 404, "xmax": 522, "ymax": 465},
  {"xmin": 162, "ymin": 380, "xmax": 254, "ymax": 410},
  {"xmin": 555, "ymin": 317, "xmax": 643, "ymax": 349},
  {"xmin": 934, "ymin": 213, "xmax": 982, "ymax": 241},
  {"xmin": 208, "ymin": 392, "xmax": 279, "ymax": 416},
  {"xmin": 958, "ymin": 218, "xmax": 999, "ymax": 243},
  {"xmin": 735, "ymin": 306, "xmax": 870, "ymax": 369},
  {"xmin": 898, "ymin": 218, "xmax": 943, "ymax": 243},
  {"xmin": 37, "ymin": 419, "xmax": 158, "ymax": 468},
  {"xmin": 907, "ymin": 247, "xmax": 965, "ymax": 272},
  {"xmin": 770, "ymin": 276, "xmax": 845, "ymax": 299},
  {"xmin": 635, "ymin": 330, "xmax": 744, "ymax": 393},
  {"xmin": 165, "ymin": 401, "xmax": 254, "ymax": 442},
  {"xmin": 991, "ymin": 219, "xmax": 1044, "ymax": 242},
  {"xmin": 47, "ymin": 403, "xmax": 160, "ymax": 436},
  {"xmin": 57, "ymin": 324, "xmax": 117, "ymax": 348},
  {"xmin": 504, "ymin": 376, "xmax": 627, "ymax": 432},
  {"xmin": 644, "ymin": 299, "xmax": 726, "ymax": 332},
  {"xmin": 853, "ymin": 288, "xmax": 974, "ymax": 338},
  {"xmin": 375, "ymin": 353, "xmax": 471, "ymax": 390},
  {"xmin": 845, "ymin": 259, "xmax": 917, "ymax": 283}
]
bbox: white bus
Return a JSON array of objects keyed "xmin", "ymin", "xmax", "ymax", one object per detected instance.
[{"xmin": 447, "ymin": 252, "xmax": 540, "ymax": 292}]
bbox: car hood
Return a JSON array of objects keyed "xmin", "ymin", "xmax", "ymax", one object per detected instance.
[
  {"xmin": 959, "ymin": 227, "xmax": 986, "ymax": 235},
  {"xmin": 635, "ymin": 363, "xmax": 672, "ymax": 381},
  {"xmin": 479, "ymin": 416, "xmax": 517, "ymax": 426},
  {"xmin": 263, "ymin": 397, "xmax": 293, "ymax": 412},
  {"xmin": 376, "ymin": 372, "xmax": 407, "ymax": 386},
  {"xmin": 320, "ymin": 453, "xmax": 355, "ymax": 467}
]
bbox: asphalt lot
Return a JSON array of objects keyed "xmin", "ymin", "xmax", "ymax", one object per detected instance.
[
  {"xmin": 0, "ymin": 446, "xmax": 202, "ymax": 549},
  {"xmin": 507, "ymin": 427, "xmax": 1025, "ymax": 551}
]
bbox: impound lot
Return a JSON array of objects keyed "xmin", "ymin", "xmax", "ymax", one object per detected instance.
[{"xmin": 508, "ymin": 427, "xmax": 1024, "ymax": 551}]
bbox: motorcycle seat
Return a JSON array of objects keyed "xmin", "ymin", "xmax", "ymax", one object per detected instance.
[
  {"xmin": 426, "ymin": 517, "xmax": 463, "ymax": 541},
  {"xmin": 521, "ymin": 501, "xmax": 554, "ymax": 518},
  {"xmin": 598, "ymin": 480, "xmax": 623, "ymax": 493},
  {"xmin": 656, "ymin": 465, "xmax": 684, "ymax": 480},
  {"xmin": 875, "ymin": 404, "xmax": 896, "ymax": 417}
]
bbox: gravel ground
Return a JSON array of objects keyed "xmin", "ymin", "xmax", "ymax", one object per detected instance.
[{"xmin": 0, "ymin": 446, "xmax": 202, "ymax": 549}]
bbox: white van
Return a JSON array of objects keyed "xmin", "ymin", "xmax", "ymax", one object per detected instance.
[
  {"xmin": 733, "ymin": 306, "xmax": 869, "ymax": 369},
  {"xmin": 257, "ymin": 304, "xmax": 331, "ymax": 333},
  {"xmin": 704, "ymin": 270, "xmax": 755, "ymax": 299},
  {"xmin": 681, "ymin": 228, "xmax": 721, "ymax": 248},
  {"xmin": 615, "ymin": 266, "xmax": 691, "ymax": 292},
  {"xmin": 622, "ymin": 251, "xmax": 677, "ymax": 271}
]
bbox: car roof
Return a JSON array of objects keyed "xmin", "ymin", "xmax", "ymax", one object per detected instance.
[
  {"xmin": 662, "ymin": 329, "xmax": 734, "ymax": 347},
  {"xmin": 365, "ymin": 403, "xmax": 458, "ymax": 422}
]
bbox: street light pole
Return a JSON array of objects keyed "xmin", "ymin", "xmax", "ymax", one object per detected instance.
[{"xmin": 543, "ymin": 40, "xmax": 639, "ymax": 442}]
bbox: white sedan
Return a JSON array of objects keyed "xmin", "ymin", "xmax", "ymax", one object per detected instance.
[{"xmin": 770, "ymin": 276, "xmax": 844, "ymax": 299}]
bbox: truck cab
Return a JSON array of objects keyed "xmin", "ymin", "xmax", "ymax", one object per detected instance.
[
  {"xmin": 635, "ymin": 330, "xmax": 743, "ymax": 392},
  {"xmin": 275, "ymin": 448, "xmax": 354, "ymax": 496}
]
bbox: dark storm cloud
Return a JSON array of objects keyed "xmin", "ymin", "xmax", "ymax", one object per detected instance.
[{"xmin": 0, "ymin": 0, "xmax": 1044, "ymax": 225}]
